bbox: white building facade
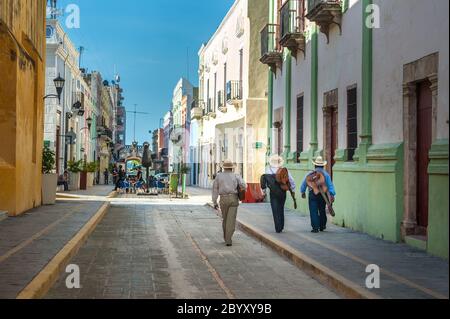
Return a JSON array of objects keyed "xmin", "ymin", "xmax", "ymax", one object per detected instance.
[{"xmin": 194, "ymin": 0, "xmax": 269, "ymax": 202}]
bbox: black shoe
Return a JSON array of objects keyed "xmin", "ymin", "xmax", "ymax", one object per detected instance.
[
  {"xmin": 320, "ymin": 227, "xmax": 326, "ymax": 232},
  {"xmin": 311, "ymin": 229, "xmax": 319, "ymax": 233},
  {"xmin": 226, "ymin": 244, "xmax": 232, "ymax": 247}
]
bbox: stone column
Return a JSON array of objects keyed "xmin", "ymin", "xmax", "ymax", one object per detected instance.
[
  {"xmin": 402, "ymin": 83, "xmax": 418, "ymax": 237},
  {"xmin": 428, "ymin": 73, "xmax": 439, "ymax": 142}
]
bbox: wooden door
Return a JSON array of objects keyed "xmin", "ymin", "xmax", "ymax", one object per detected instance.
[{"xmin": 416, "ymin": 80, "xmax": 432, "ymax": 231}]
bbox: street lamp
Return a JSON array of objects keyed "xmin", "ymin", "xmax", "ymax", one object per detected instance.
[
  {"xmin": 86, "ymin": 117, "xmax": 93, "ymax": 130},
  {"xmin": 44, "ymin": 74, "xmax": 65, "ymax": 103}
]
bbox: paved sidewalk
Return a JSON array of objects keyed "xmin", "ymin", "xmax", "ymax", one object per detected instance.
[
  {"xmin": 237, "ymin": 203, "xmax": 449, "ymax": 299},
  {"xmin": 0, "ymin": 187, "xmax": 111, "ymax": 298}
]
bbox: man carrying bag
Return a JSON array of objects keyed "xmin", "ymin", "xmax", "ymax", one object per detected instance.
[{"xmin": 212, "ymin": 160, "xmax": 247, "ymax": 247}]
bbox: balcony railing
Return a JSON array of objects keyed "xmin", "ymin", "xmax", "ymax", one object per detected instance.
[
  {"xmin": 260, "ymin": 24, "xmax": 283, "ymax": 71},
  {"xmin": 226, "ymin": 81, "xmax": 243, "ymax": 107},
  {"xmin": 306, "ymin": 0, "xmax": 342, "ymax": 43},
  {"xmin": 280, "ymin": 0, "xmax": 306, "ymax": 57},
  {"xmin": 72, "ymin": 91, "xmax": 85, "ymax": 116},
  {"xmin": 99, "ymin": 128, "xmax": 113, "ymax": 140}
]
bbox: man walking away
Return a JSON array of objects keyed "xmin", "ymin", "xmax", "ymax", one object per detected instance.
[
  {"xmin": 212, "ymin": 160, "xmax": 247, "ymax": 247},
  {"xmin": 261, "ymin": 155, "xmax": 296, "ymax": 233},
  {"xmin": 300, "ymin": 156, "xmax": 336, "ymax": 233},
  {"xmin": 104, "ymin": 168, "xmax": 109, "ymax": 185}
]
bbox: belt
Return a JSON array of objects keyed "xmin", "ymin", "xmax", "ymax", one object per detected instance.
[{"xmin": 220, "ymin": 193, "xmax": 237, "ymax": 197}]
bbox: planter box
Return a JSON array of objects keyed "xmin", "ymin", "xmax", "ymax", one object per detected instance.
[
  {"xmin": 42, "ymin": 173, "xmax": 57, "ymax": 205},
  {"xmin": 87, "ymin": 172, "xmax": 94, "ymax": 188},
  {"xmin": 80, "ymin": 172, "xmax": 88, "ymax": 190},
  {"xmin": 69, "ymin": 172, "xmax": 80, "ymax": 191}
]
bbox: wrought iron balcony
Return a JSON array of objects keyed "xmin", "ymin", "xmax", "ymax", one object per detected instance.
[
  {"xmin": 306, "ymin": 0, "xmax": 342, "ymax": 43},
  {"xmin": 191, "ymin": 106, "xmax": 204, "ymax": 121},
  {"xmin": 217, "ymin": 90, "xmax": 227, "ymax": 113},
  {"xmin": 72, "ymin": 91, "xmax": 85, "ymax": 115},
  {"xmin": 226, "ymin": 81, "xmax": 242, "ymax": 107},
  {"xmin": 260, "ymin": 24, "xmax": 283, "ymax": 71},
  {"xmin": 98, "ymin": 128, "xmax": 113, "ymax": 141},
  {"xmin": 280, "ymin": 0, "xmax": 306, "ymax": 57},
  {"xmin": 96, "ymin": 116, "xmax": 106, "ymax": 130}
]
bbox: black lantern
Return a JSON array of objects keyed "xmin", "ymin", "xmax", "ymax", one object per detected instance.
[
  {"xmin": 86, "ymin": 117, "xmax": 93, "ymax": 129},
  {"xmin": 53, "ymin": 74, "xmax": 65, "ymax": 100},
  {"xmin": 44, "ymin": 74, "xmax": 65, "ymax": 103}
]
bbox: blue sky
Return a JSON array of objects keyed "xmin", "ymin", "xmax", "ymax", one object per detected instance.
[{"xmin": 58, "ymin": 0, "xmax": 235, "ymax": 145}]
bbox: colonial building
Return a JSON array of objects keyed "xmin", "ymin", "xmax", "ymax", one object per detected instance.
[
  {"xmin": 0, "ymin": 0, "xmax": 46, "ymax": 216},
  {"xmin": 170, "ymin": 78, "xmax": 195, "ymax": 175},
  {"xmin": 262, "ymin": 0, "xmax": 449, "ymax": 258},
  {"xmin": 152, "ymin": 128, "xmax": 165, "ymax": 173},
  {"xmin": 162, "ymin": 111, "xmax": 173, "ymax": 173},
  {"xmin": 45, "ymin": 16, "xmax": 98, "ymax": 189},
  {"xmin": 194, "ymin": 0, "xmax": 269, "ymax": 201}
]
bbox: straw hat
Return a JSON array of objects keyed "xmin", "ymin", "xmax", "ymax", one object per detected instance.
[
  {"xmin": 221, "ymin": 159, "xmax": 236, "ymax": 169},
  {"xmin": 269, "ymin": 154, "xmax": 284, "ymax": 168},
  {"xmin": 312, "ymin": 156, "xmax": 327, "ymax": 167}
]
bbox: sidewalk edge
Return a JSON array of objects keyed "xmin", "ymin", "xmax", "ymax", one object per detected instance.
[
  {"xmin": 206, "ymin": 203, "xmax": 380, "ymax": 299},
  {"xmin": 16, "ymin": 201, "xmax": 111, "ymax": 299}
]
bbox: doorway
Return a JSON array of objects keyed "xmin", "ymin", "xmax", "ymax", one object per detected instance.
[
  {"xmin": 402, "ymin": 53, "xmax": 438, "ymax": 239},
  {"xmin": 323, "ymin": 89, "xmax": 338, "ymax": 178},
  {"xmin": 416, "ymin": 80, "xmax": 432, "ymax": 234}
]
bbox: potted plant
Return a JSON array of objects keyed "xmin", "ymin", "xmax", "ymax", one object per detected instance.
[
  {"xmin": 68, "ymin": 159, "xmax": 82, "ymax": 190},
  {"xmin": 80, "ymin": 160, "xmax": 89, "ymax": 190},
  {"xmin": 86, "ymin": 161, "xmax": 98, "ymax": 188},
  {"xmin": 179, "ymin": 164, "xmax": 191, "ymax": 197},
  {"xmin": 41, "ymin": 146, "xmax": 57, "ymax": 205}
]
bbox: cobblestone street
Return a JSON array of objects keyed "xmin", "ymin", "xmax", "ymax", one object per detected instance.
[{"xmin": 45, "ymin": 193, "xmax": 339, "ymax": 299}]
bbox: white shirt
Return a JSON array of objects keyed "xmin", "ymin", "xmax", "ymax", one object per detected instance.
[
  {"xmin": 212, "ymin": 172, "xmax": 247, "ymax": 205},
  {"xmin": 266, "ymin": 166, "xmax": 296, "ymax": 192}
]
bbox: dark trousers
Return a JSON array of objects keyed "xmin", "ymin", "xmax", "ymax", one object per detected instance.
[
  {"xmin": 270, "ymin": 191, "xmax": 287, "ymax": 233},
  {"xmin": 309, "ymin": 192, "xmax": 327, "ymax": 231},
  {"xmin": 115, "ymin": 178, "xmax": 122, "ymax": 191},
  {"xmin": 58, "ymin": 181, "xmax": 69, "ymax": 191}
]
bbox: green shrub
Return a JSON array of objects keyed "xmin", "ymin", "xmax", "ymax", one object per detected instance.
[
  {"xmin": 68, "ymin": 160, "xmax": 83, "ymax": 173},
  {"xmin": 42, "ymin": 146, "xmax": 56, "ymax": 174}
]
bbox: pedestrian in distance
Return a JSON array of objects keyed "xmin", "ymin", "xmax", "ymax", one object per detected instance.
[
  {"xmin": 300, "ymin": 156, "xmax": 336, "ymax": 233},
  {"xmin": 104, "ymin": 168, "xmax": 109, "ymax": 185},
  {"xmin": 115, "ymin": 165, "xmax": 125, "ymax": 191},
  {"xmin": 212, "ymin": 159, "xmax": 247, "ymax": 247},
  {"xmin": 260, "ymin": 155, "xmax": 297, "ymax": 234}
]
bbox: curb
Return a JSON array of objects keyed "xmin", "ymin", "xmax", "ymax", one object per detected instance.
[
  {"xmin": 0, "ymin": 211, "xmax": 8, "ymax": 222},
  {"xmin": 56, "ymin": 189, "xmax": 118, "ymax": 200},
  {"xmin": 16, "ymin": 201, "xmax": 111, "ymax": 299},
  {"xmin": 206, "ymin": 203, "xmax": 380, "ymax": 299}
]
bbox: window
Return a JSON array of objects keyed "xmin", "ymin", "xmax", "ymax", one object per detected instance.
[
  {"xmin": 296, "ymin": 95, "xmax": 304, "ymax": 163},
  {"xmin": 347, "ymin": 87, "xmax": 358, "ymax": 161}
]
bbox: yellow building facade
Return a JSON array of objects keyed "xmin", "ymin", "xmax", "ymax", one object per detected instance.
[{"xmin": 0, "ymin": 0, "xmax": 46, "ymax": 216}]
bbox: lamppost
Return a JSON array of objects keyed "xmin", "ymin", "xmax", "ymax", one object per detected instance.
[{"xmin": 44, "ymin": 74, "xmax": 65, "ymax": 103}]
